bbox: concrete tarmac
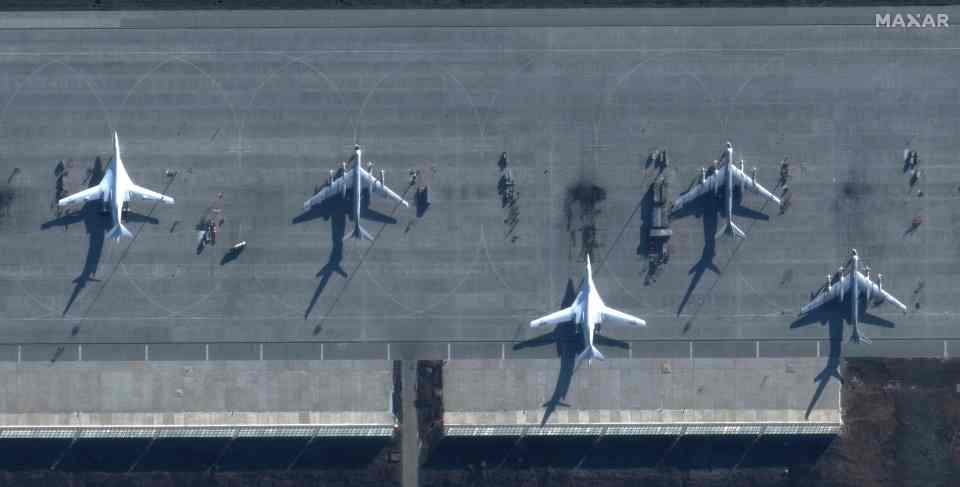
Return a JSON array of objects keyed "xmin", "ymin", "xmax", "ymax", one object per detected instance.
[{"xmin": 0, "ymin": 8, "xmax": 959, "ymax": 360}]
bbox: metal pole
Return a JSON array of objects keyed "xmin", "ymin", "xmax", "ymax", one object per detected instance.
[
  {"xmin": 127, "ymin": 432, "xmax": 158, "ymax": 473},
  {"xmin": 50, "ymin": 430, "xmax": 79, "ymax": 471},
  {"xmin": 287, "ymin": 427, "xmax": 321, "ymax": 471}
]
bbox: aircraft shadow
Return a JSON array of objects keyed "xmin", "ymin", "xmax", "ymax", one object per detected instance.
[
  {"xmin": 635, "ymin": 182, "xmax": 655, "ymax": 257},
  {"xmin": 41, "ymin": 207, "xmax": 160, "ymax": 317},
  {"xmin": 294, "ymin": 176, "xmax": 404, "ymax": 322},
  {"xmin": 414, "ymin": 188, "xmax": 430, "ymax": 219},
  {"xmin": 513, "ymin": 280, "xmax": 629, "ymax": 426},
  {"xmin": 861, "ymin": 308, "xmax": 897, "ymax": 329},
  {"xmin": 675, "ymin": 194, "xmax": 720, "ymax": 316},
  {"xmin": 219, "ymin": 245, "xmax": 245, "ymax": 266},
  {"xmin": 594, "ymin": 333, "xmax": 629, "ymax": 350},
  {"xmin": 124, "ymin": 212, "xmax": 160, "ymax": 225},
  {"xmin": 40, "ymin": 158, "xmax": 112, "ymax": 316},
  {"xmin": 292, "ymin": 188, "xmax": 397, "ymax": 227},
  {"xmin": 672, "ymin": 183, "xmax": 773, "ymax": 316},
  {"xmin": 292, "ymin": 191, "xmax": 347, "ymax": 226},
  {"xmin": 513, "ymin": 279, "xmax": 579, "ymax": 426},
  {"xmin": 791, "ymin": 297, "xmax": 898, "ymax": 419},
  {"xmin": 790, "ymin": 302, "xmax": 845, "ymax": 421},
  {"xmin": 359, "ymin": 191, "xmax": 398, "ymax": 225},
  {"xmin": 293, "ymin": 194, "xmax": 350, "ymax": 321},
  {"xmin": 730, "ymin": 188, "xmax": 771, "ymax": 221}
]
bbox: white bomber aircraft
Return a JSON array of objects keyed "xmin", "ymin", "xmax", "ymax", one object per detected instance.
[
  {"xmin": 672, "ymin": 142, "xmax": 781, "ymax": 239},
  {"xmin": 303, "ymin": 145, "xmax": 409, "ymax": 240},
  {"xmin": 529, "ymin": 255, "xmax": 646, "ymax": 368},
  {"xmin": 57, "ymin": 132, "xmax": 175, "ymax": 241},
  {"xmin": 800, "ymin": 248, "xmax": 908, "ymax": 344}
]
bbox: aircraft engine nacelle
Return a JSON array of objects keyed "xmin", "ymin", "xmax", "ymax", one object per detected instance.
[
  {"xmin": 752, "ymin": 167, "xmax": 758, "ymax": 189},
  {"xmin": 380, "ymin": 169, "xmax": 386, "ymax": 189},
  {"xmin": 701, "ymin": 167, "xmax": 706, "ymax": 184},
  {"xmin": 826, "ymin": 274, "xmax": 832, "ymax": 293},
  {"xmin": 878, "ymin": 273, "xmax": 883, "ymax": 300}
]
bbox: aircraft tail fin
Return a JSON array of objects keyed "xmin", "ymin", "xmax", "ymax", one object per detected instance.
[
  {"xmin": 345, "ymin": 224, "xmax": 373, "ymax": 241},
  {"xmin": 575, "ymin": 345, "xmax": 605, "ymax": 370},
  {"xmin": 107, "ymin": 223, "xmax": 132, "ymax": 241},
  {"xmin": 850, "ymin": 326, "xmax": 872, "ymax": 345},
  {"xmin": 716, "ymin": 219, "xmax": 746, "ymax": 239}
]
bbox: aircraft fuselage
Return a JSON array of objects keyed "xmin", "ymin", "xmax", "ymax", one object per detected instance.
[
  {"xmin": 354, "ymin": 148, "xmax": 364, "ymax": 227},
  {"xmin": 575, "ymin": 271, "xmax": 605, "ymax": 354},
  {"xmin": 851, "ymin": 253, "xmax": 860, "ymax": 328},
  {"xmin": 105, "ymin": 157, "xmax": 135, "ymax": 234}
]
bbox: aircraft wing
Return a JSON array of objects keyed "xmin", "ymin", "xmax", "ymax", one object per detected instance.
[
  {"xmin": 58, "ymin": 185, "xmax": 104, "ymax": 207},
  {"xmin": 600, "ymin": 305, "xmax": 646, "ymax": 327},
  {"xmin": 800, "ymin": 274, "xmax": 847, "ymax": 315},
  {"xmin": 530, "ymin": 305, "xmax": 576, "ymax": 328},
  {"xmin": 673, "ymin": 167, "xmax": 723, "ymax": 211},
  {"xmin": 129, "ymin": 184, "xmax": 174, "ymax": 204},
  {"xmin": 362, "ymin": 170, "xmax": 409, "ymax": 208},
  {"xmin": 856, "ymin": 272, "xmax": 908, "ymax": 312},
  {"xmin": 303, "ymin": 169, "xmax": 354, "ymax": 210},
  {"xmin": 731, "ymin": 165, "xmax": 781, "ymax": 206}
]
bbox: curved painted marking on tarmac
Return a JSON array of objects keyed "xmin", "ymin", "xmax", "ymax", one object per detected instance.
[
  {"xmin": 240, "ymin": 54, "xmax": 352, "ymax": 315},
  {"xmin": 466, "ymin": 55, "xmax": 549, "ymax": 297},
  {"xmin": 0, "ymin": 59, "xmax": 114, "ymax": 319},
  {"xmin": 0, "ymin": 58, "xmax": 114, "ymax": 130},
  {"xmin": 478, "ymin": 55, "xmax": 539, "ymax": 137},
  {"xmin": 11, "ymin": 277, "xmax": 60, "ymax": 320},
  {"xmin": 119, "ymin": 56, "xmax": 182, "ymax": 108},
  {"xmin": 351, "ymin": 60, "xmax": 484, "ymax": 313},
  {"xmin": 479, "ymin": 223, "xmax": 515, "ymax": 293},
  {"xmin": 351, "ymin": 70, "xmax": 398, "ymax": 144},
  {"xmin": 719, "ymin": 57, "xmax": 783, "ymax": 135},
  {"xmin": 737, "ymin": 271, "xmax": 785, "ymax": 313},
  {"xmin": 593, "ymin": 58, "xmax": 723, "ymax": 310},
  {"xmin": 251, "ymin": 259, "xmax": 344, "ymax": 316},
  {"xmin": 431, "ymin": 62, "xmax": 484, "ymax": 134},
  {"xmin": 240, "ymin": 55, "xmax": 348, "ymax": 315},
  {"xmin": 169, "ymin": 55, "xmax": 242, "ymax": 168},
  {"xmin": 361, "ymin": 224, "xmax": 485, "ymax": 315},
  {"xmin": 115, "ymin": 55, "xmax": 238, "ymax": 316},
  {"xmin": 241, "ymin": 53, "xmax": 351, "ymax": 169},
  {"xmin": 119, "ymin": 262, "xmax": 224, "ymax": 318}
]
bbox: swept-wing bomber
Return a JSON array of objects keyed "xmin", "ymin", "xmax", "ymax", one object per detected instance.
[
  {"xmin": 304, "ymin": 145, "xmax": 409, "ymax": 240},
  {"xmin": 672, "ymin": 141, "xmax": 781, "ymax": 239},
  {"xmin": 530, "ymin": 255, "xmax": 646, "ymax": 368},
  {"xmin": 800, "ymin": 248, "xmax": 908, "ymax": 344},
  {"xmin": 57, "ymin": 132, "xmax": 175, "ymax": 241}
]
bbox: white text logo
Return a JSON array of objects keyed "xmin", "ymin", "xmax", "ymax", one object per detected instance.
[{"xmin": 876, "ymin": 13, "xmax": 949, "ymax": 28}]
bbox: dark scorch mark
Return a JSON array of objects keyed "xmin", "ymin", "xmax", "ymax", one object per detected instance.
[{"xmin": 564, "ymin": 182, "xmax": 607, "ymax": 260}]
